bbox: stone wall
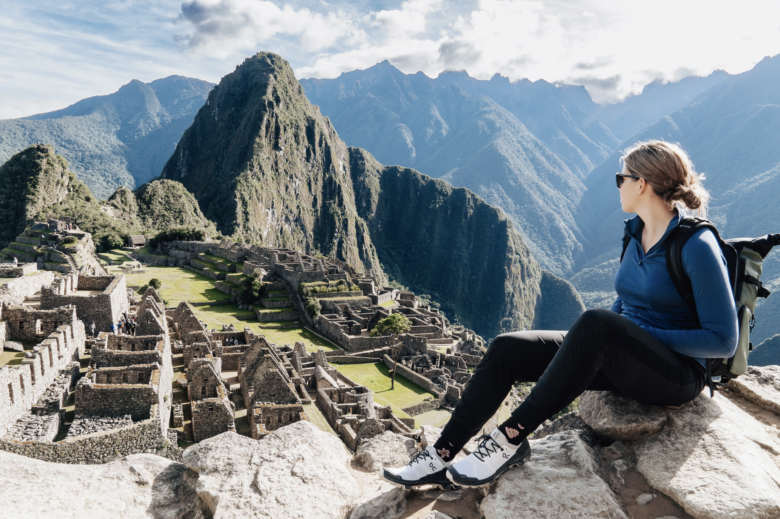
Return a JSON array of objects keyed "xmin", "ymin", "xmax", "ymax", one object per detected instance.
[
  {"xmin": 0, "ymin": 270, "xmax": 55, "ymax": 299},
  {"xmin": 3, "ymin": 306, "xmax": 77, "ymax": 343},
  {"xmin": 0, "ymin": 317, "xmax": 85, "ymax": 437},
  {"xmin": 92, "ymin": 336, "xmax": 165, "ymax": 368},
  {"xmin": 0, "ymin": 264, "xmax": 38, "ymax": 278},
  {"xmin": 75, "ymin": 275, "xmax": 113, "ymax": 291},
  {"xmin": 191, "ymin": 396, "xmax": 235, "ymax": 442},
  {"xmin": 0, "ymin": 404, "xmax": 170, "ymax": 464},
  {"xmin": 75, "ymin": 365, "xmax": 160, "ymax": 420},
  {"xmin": 250, "ymin": 403, "xmax": 306, "ymax": 439},
  {"xmin": 40, "ymin": 275, "xmax": 128, "ymax": 333}
]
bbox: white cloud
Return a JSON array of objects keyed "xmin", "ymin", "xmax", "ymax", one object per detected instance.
[
  {"xmin": 2, "ymin": 0, "xmax": 780, "ymax": 119},
  {"xmin": 179, "ymin": 0, "xmax": 365, "ymax": 58}
]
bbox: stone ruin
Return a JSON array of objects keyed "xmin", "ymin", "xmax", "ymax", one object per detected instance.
[
  {"xmin": 41, "ymin": 271, "xmax": 129, "ymax": 334},
  {"xmin": 0, "ymin": 285, "xmax": 178, "ymax": 464},
  {"xmin": 238, "ymin": 337, "xmax": 308, "ymax": 439}
]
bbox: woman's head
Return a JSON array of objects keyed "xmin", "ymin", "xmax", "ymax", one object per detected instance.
[{"xmin": 618, "ymin": 140, "xmax": 710, "ymax": 217}]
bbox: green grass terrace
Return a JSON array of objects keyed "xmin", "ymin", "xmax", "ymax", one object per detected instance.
[{"xmin": 335, "ymin": 362, "xmax": 439, "ymax": 426}]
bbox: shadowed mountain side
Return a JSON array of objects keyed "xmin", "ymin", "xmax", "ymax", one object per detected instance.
[
  {"xmin": 349, "ymin": 147, "xmax": 585, "ymax": 337},
  {"xmin": 0, "ymin": 76, "xmax": 214, "ymax": 198},
  {"xmin": 160, "ymin": 53, "xmax": 384, "ymax": 280}
]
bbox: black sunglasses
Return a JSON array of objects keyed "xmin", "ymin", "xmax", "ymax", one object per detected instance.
[{"xmin": 615, "ymin": 173, "xmax": 641, "ymax": 188}]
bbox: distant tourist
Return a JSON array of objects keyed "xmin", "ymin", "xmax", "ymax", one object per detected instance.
[
  {"xmin": 383, "ymin": 140, "xmax": 739, "ymax": 491},
  {"xmin": 110, "ymin": 323, "xmax": 115, "ymax": 335},
  {"xmin": 13, "ymin": 257, "xmax": 18, "ymax": 267},
  {"xmin": 90, "ymin": 321, "xmax": 96, "ymax": 338}
]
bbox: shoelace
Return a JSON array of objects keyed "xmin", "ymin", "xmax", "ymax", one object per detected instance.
[
  {"xmin": 408, "ymin": 449, "xmax": 434, "ymax": 466},
  {"xmin": 473, "ymin": 434, "xmax": 503, "ymax": 462}
]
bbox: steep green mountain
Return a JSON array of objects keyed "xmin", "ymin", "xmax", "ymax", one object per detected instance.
[
  {"xmin": 750, "ymin": 334, "xmax": 780, "ymax": 366},
  {"xmin": 0, "ymin": 144, "xmax": 72, "ymax": 248},
  {"xmin": 301, "ymin": 62, "xmax": 602, "ymax": 276},
  {"xmin": 577, "ymin": 54, "xmax": 780, "ymax": 343},
  {"xmin": 0, "ymin": 144, "xmax": 218, "ymax": 251},
  {"xmin": 560, "ymin": 70, "xmax": 730, "ymax": 141},
  {"xmin": 161, "ymin": 52, "xmax": 585, "ymax": 338},
  {"xmin": 0, "ymin": 76, "xmax": 214, "ymax": 198}
]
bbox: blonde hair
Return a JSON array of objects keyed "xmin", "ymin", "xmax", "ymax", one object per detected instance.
[{"xmin": 621, "ymin": 140, "xmax": 710, "ymax": 218}]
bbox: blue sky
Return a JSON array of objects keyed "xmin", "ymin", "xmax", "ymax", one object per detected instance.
[{"xmin": 2, "ymin": 0, "xmax": 779, "ymax": 119}]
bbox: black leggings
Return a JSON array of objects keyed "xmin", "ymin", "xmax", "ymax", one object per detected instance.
[{"xmin": 437, "ymin": 309, "xmax": 706, "ymax": 453}]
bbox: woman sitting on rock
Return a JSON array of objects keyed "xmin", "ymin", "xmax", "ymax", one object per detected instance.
[{"xmin": 383, "ymin": 140, "xmax": 739, "ymax": 489}]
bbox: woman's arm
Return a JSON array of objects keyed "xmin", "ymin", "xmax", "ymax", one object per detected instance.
[
  {"xmin": 610, "ymin": 296, "xmax": 623, "ymax": 314},
  {"xmin": 641, "ymin": 228, "xmax": 739, "ymax": 358}
]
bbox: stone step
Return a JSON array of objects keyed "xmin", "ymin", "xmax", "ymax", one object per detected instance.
[
  {"xmin": 43, "ymin": 262, "xmax": 71, "ymax": 273},
  {"xmin": 196, "ymin": 253, "xmax": 215, "ymax": 264},
  {"xmin": 16, "ymin": 236, "xmax": 43, "ymax": 246},
  {"xmin": 255, "ymin": 307, "xmax": 299, "ymax": 322},
  {"xmin": 9, "ymin": 242, "xmax": 40, "ymax": 254},
  {"xmin": 1, "ymin": 248, "xmax": 37, "ymax": 262},
  {"xmin": 260, "ymin": 297, "xmax": 293, "ymax": 309}
]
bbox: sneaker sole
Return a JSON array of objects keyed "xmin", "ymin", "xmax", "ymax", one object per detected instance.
[
  {"xmin": 381, "ymin": 469, "xmax": 460, "ymax": 491},
  {"xmin": 446, "ymin": 448, "xmax": 532, "ymax": 487}
]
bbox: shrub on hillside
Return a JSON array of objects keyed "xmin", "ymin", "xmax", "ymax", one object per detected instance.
[
  {"xmin": 99, "ymin": 233, "xmax": 124, "ymax": 251},
  {"xmin": 238, "ymin": 275, "xmax": 264, "ymax": 306},
  {"xmin": 148, "ymin": 227, "xmax": 205, "ymax": 250},
  {"xmin": 149, "ymin": 278, "xmax": 162, "ymax": 290},
  {"xmin": 62, "ymin": 236, "xmax": 78, "ymax": 245}
]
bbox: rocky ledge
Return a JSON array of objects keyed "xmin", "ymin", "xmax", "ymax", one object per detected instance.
[{"xmin": 4, "ymin": 366, "xmax": 780, "ymax": 518}]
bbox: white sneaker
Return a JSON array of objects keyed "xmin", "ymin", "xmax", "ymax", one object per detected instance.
[
  {"xmin": 382, "ymin": 445, "xmax": 456, "ymax": 490},
  {"xmin": 446, "ymin": 429, "xmax": 531, "ymax": 487}
]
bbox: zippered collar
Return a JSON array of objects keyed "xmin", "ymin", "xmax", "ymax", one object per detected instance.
[{"xmin": 625, "ymin": 210, "xmax": 683, "ymax": 255}]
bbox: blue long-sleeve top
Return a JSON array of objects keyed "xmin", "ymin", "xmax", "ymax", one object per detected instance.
[{"xmin": 610, "ymin": 211, "xmax": 738, "ymax": 368}]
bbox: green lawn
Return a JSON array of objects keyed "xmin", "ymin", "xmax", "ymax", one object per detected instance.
[
  {"xmin": 0, "ymin": 341, "xmax": 37, "ymax": 367},
  {"xmin": 303, "ymin": 403, "xmax": 339, "ymax": 437},
  {"xmin": 336, "ymin": 363, "xmax": 437, "ymax": 423},
  {"xmin": 98, "ymin": 250, "xmax": 133, "ymax": 263},
  {"xmin": 191, "ymin": 304, "xmax": 339, "ymax": 353},
  {"xmin": 414, "ymin": 408, "xmax": 452, "ymax": 428},
  {"xmin": 108, "ymin": 266, "xmax": 230, "ymax": 304},
  {"xmin": 379, "ymin": 300, "xmax": 396, "ymax": 307}
]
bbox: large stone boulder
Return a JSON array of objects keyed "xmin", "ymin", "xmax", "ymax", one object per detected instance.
[
  {"xmin": 353, "ymin": 431, "xmax": 417, "ymax": 471},
  {"xmin": 0, "ymin": 451, "xmax": 206, "ymax": 518},
  {"xmin": 479, "ymin": 430, "xmax": 628, "ymax": 519},
  {"xmin": 727, "ymin": 365, "xmax": 780, "ymax": 414},
  {"xmin": 580, "ymin": 391, "xmax": 668, "ymax": 441},
  {"xmin": 634, "ymin": 393, "xmax": 780, "ymax": 519},
  {"xmin": 183, "ymin": 421, "xmax": 360, "ymax": 518},
  {"xmin": 348, "ymin": 483, "xmax": 408, "ymax": 519}
]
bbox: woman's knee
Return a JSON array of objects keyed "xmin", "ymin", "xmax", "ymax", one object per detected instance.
[
  {"xmin": 485, "ymin": 331, "xmax": 545, "ymax": 361},
  {"xmin": 571, "ymin": 308, "xmax": 621, "ymax": 334}
]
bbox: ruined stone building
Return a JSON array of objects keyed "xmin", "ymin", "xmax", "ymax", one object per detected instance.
[
  {"xmin": 187, "ymin": 358, "xmax": 235, "ymax": 442},
  {"xmin": 0, "ymin": 286, "xmax": 176, "ymax": 464},
  {"xmin": 238, "ymin": 337, "xmax": 308, "ymax": 440},
  {"xmin": 40, "ymin": 272, "xmax": 129, "ymax": 333}
]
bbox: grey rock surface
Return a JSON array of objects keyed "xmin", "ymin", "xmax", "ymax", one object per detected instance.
[
  {"xmin": 580, "ymin": 391, "xmax": 668, "ymax": 441},
  {"xmin": 0, "ymin": 450, "xmax": 206, "ymax": 518},
  {"xmin": 421, "ymin": 512, "xmax": 453, "ymax": 519},
  {"xmin": 480, "ymin": 430, "xmax": 628, "ymax": 519},
  {"xmin": 3, "ymin": 340, "xmax": 23, "ymax": 352},
  {"xmin": 353, "ymin": 431, "xmax": 417, "ymax": 471},
  {"xmin": 348, "ymin": 482, "xmax": 408, "ymax": 519},
  {"xmin": 634, "ymin": 393, "xmax": 780, "ymax": 519},
  {"xmin": 183, "ymin": 421, "xmax": 359, "ymax": 519},
  {"xmin": 727, "ymin": 365, "xmax": 780, "ymax": 414},
  {"xmin": 533, "ymin": 410, "xmax": 593, "ymax": 441}
]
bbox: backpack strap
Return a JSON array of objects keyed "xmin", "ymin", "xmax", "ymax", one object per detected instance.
[{"xmin": 665, "ymin": 217, "xmax": 725, "ymax": 324}]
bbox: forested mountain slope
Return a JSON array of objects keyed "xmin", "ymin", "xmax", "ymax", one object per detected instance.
[{"xmin": 0, "ymin": 76, "xmax": 214, "ymax": 198}]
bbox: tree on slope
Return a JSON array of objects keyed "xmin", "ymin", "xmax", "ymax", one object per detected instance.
[{"xmin": 370, "ymin": 313, "xmax": 412, "ymax": 389}]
